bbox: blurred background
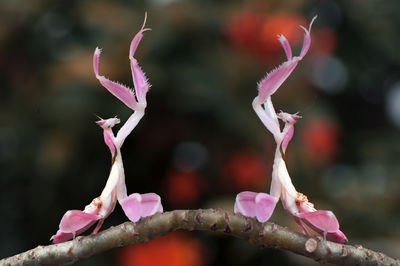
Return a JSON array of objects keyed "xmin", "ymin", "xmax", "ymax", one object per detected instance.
[{"xmin": 1, "ymin": 0, "xmax": 400, "ymax": 265}]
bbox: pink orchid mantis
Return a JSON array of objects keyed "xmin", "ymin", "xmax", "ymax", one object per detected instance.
[
  {"xmin": 51, "ymin": 15, "xmax": 163, "ymax": 244},
  {"xmin": 234, "ymin": 16, "xmax": 348, "ymax": 244}
]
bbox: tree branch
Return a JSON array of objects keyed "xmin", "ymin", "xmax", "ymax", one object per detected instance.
[{"xmin": 1, "ymin": 209, "xmax": 399, "ymax": 266}]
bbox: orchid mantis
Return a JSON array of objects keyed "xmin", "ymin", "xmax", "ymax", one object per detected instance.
[
  {"xmin": 51, "ymin": 14, "xmax": 163, "ymax": 244},
  {"xmin": 234, "ymin": 16, "xmax": 348, "ymax": 244}
]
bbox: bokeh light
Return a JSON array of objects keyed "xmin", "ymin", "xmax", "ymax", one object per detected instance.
[
  {"xmin": 221, "ymin": 149, "xmax": 268, "ymax": 191},
  {"xmin": 118, "ymin": 231, "xmax": 205, "ymax": 266},
  {"xmin": 385, "ymin": 81, "xmax": 400, "ymax": 128},
  {"xmin": 310, "ymin": 55, "xmax": 348, "ymax": 94}
]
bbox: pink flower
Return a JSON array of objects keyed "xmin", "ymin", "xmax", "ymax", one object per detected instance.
[
  {"xmin": 234, "ymin": 16, "xmax": 348, "ymax": 244},
  {"xmin": 51, "ymin": 14, "xmax": 163, "ymax": 244}
]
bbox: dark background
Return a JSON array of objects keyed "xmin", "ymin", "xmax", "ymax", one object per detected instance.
[{"xmin": 1, "ymin": 0, "xmax": 399, "ymax": 265}]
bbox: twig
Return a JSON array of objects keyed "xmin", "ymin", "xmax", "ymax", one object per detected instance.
[{"xmin": 1, "ymin": 209, "xmax": 399, "ymax": 266}]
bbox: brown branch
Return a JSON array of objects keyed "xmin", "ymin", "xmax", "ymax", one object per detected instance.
[{"xmin": 1, "ymin": 209, "xmax": 399, "ymax": 266}]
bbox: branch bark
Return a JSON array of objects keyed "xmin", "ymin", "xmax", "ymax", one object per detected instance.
[{"xmin": 1, "ymin": 209, "xmax": 399, "ymax": 266}]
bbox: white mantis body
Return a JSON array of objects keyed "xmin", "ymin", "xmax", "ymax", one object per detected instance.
[
  {"xmin": 234, "ymin": 16, "xmax": 347, "ymax": 244},
  {"xmin": 51, "ymin": 14, "xmax": 163, "ymax": 243}
]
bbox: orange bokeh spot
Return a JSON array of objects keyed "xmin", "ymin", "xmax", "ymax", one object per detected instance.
[
  {"xmin": 226, "ymin": 11, "xmax": 307, "ymax": 58},
  {"xmin": 222, "ymin": 149, "xmax": 268, "ymax": 190},
  {"xmin": 118, "ymin": 231, "xmax": 205, "ymax": 266},
  {"xmin": 301, "ymin": 118, "xmax": 340, "ymax": 163},
  {"xmin": 261, "ymin": 14, "xmax": 307, "ymax": 55},
  {"xmin": 165, "ymin": 169, "xmax": 202, "ymax": 207},
  {"xmin": 312, "ymin": 27, "xmax": 338, "ymax": 55},
  {"xmin": 225, "ymin": 10, "xmax": 262, "ymax": 54}
]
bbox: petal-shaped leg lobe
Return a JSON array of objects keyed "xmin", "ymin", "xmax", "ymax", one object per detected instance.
[
  {"xmin": 234, "ymin": 191, "xmax": 258, "ymax": 217},
  {"xmin": 59, "ymin": 210, "xmax": 99, "ymax": 234},
  {"xmin": 51, "ymin": 221, "xmax": 98, "ymax": 244},
  {"xmin": 121, "ymin": 193, "xmax": 163, "ymax": 222},
  {"xmin": 139, "ymin": 193, "xmax": 164, "ymax": 216},
  {"xmin": 326, "ymin": 230, "xmax": 348, "ymax": 244},
  {"xmin": 51, "ymin": 211, "xmax": 99, "ymax": 244},
  {"xmin": 234, "ymin": 191, "xmax": 278, "ymax": 222},
  {"xmin": 50, "ymin": 230, "xmax": 74, "ymax": 244},
  {"xmin": 255, "ymin": 193, "xmax": 278, "ymax": 222},
  {"xmin": 295, "ymin": 211, "xmax": 347, "ymax": 243},
  {"xmin": 297, "ymin": 210, "xmax": 339, "ymax": 233},
  {"xmin": 121, "ymin": 193, "xmax": 142, "ymax": 222}
]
